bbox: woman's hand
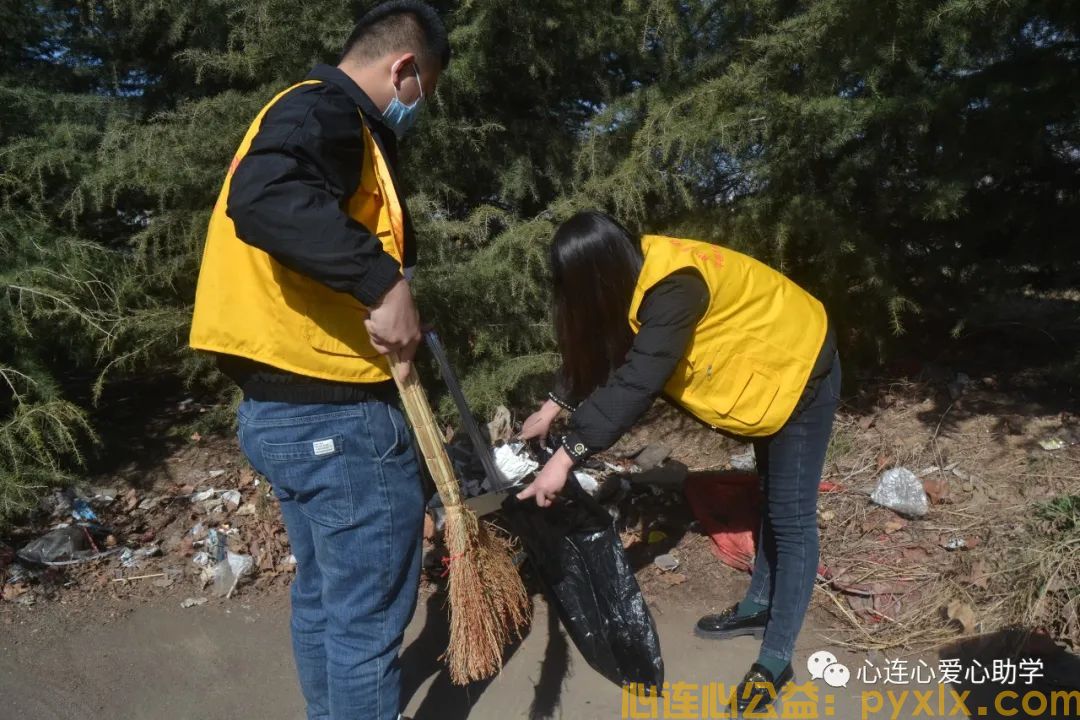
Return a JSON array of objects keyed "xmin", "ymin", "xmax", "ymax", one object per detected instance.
[
  {"xmin": 516, "ymin": 448, "xmax": 575, "ymax": 508},
  {"xmin": 518, "ymin": 399, "xmax": 562, "ymax": 441}
]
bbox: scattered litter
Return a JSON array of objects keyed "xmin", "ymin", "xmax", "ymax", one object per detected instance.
[
  {"xmin": 91, "ymin": 488, "xmax": 118, "ymax": 504},
  {"xmin": 286, "ymin": 554, "xmax": 297, "ymax": 566},
  {"xmin": 213, "ymin": 552, "xmax": 255, "ymax": 598},
  {"xmin": 917, "ymin": 463, "xmax": 958, "ymax": 478},
  {"xmin": 634, "ymin": 445, "xmax": 671, "ymax": 472},
  {"xmin": 153, "ymin": 576, "xmax": 175, "ymax": 588},
  {"xmin": 4, "ymin": 563, "xmax": 28, "ymax": 584},
  {"xmin": 181, "ymin": 597, "xmax": 208, "ymax": 609},
  {"xmin": 729, "ymin": 448, "xmax": 756, "ymax": 471},
  {"xmin": 138, "ymin": 496, "xmax": 161, "ymax": 511},
  {"xmin": 942, "ymin": 537, "xmax": 967, "ymax": 551},
  {"xmin": 487, "ymin": 406, "xmax": 513, "ymax": 444},
  {"xmin": 189, "ymin": 522, "xmax": 206, "ymax": 538},
  {"xmin": 684, "ymin": 472, "xmax": 759, "ymax": 572},
  {"xmin": 207, "ymin": 530, "xmax": 226, "ymax": 562},
  {"xmin": 192, "ymin": 552, "xmax": 211, "ymax": 568},
  {"xmin": 653, "ymin": 553, "xmax": 679, "ymax": 572},
  {"xmin": 574, "ymin": 472, "xmax": 599, "ymax": 495},
  {"xmin": 870, "ymin": 468, "xmax": 929, "ymax": 518},
  {"xmin": 236, "ymin": 503, "xmax": 257, "ymax": 516},
  {"xmin": 119, "ymin": 545, "xmax": 162, "ymax": 568},
  {"xmin": 71, "ymin": 498, "xmax": 98, "ymax": 522},
  {"xmin": 221, "ymin": 490, "xmax": 242, "ymax": 509},
  {"xmin": 647, "ymin": 530, "xmax": 667, "ymax": 544},
  {"xmin": 922, "ymin": 475, "xmax": 950, "ymax": 505},
  {"xmin": 1039, "ymin": 437, "xmax": 1066, "ymax": 451},
  {"xmin": 208, "ymin": 469, "xmax": 226, "ymax": 479},
  {"xmin": 494, "ymin": 444, "xmax": 539, "ymax": 484},
  {"xmin": 16, "ymin": 525, "xmax": 122, "ymax": 566},
  {"xmin": 191, "ymin": 489, "xmax": 217, "ymax": 503}
]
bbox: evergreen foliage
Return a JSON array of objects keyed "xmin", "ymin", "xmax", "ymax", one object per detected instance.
[{"xmin": 1, "ymin": 0, "xmax": 1077, "ymax": 521}]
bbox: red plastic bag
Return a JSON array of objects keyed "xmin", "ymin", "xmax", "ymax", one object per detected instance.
[
  {"xmin": 686, "ymin": 472, "xmax": 835, "ymax": 577},
  {"xmin": 684, "ymin": 472, "xmax": 761, "ymax": 572}
]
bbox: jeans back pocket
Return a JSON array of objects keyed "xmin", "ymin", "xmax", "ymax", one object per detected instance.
[{"xmin": 260, "ymin": 433, "xmax": 355, "ymax": 527}]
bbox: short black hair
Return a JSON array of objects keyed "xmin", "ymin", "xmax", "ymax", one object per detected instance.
[{"xmin": 340, "ymin": 1, "xmax": 450, "ymax": 70}]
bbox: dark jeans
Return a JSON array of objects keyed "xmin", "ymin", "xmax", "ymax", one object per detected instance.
[
  {"xmin": 747, "ymin": 354, "xmax": 841, "ymax": 664},
  {"xmin": 238, "ymin": 399, "xmax": 424, "ymax": 720}
]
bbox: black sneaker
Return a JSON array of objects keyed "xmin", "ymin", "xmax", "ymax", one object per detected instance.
[
  {"xmin": 694, "ymin": 604, "xmax": 768, "ymax": 640},
  {"xmin": 735, "ymin": 662, "xmax": 794, "ymax": 714}
]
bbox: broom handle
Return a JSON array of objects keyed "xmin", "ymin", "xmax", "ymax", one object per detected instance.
[
  {"xmin": 388, "ymin": 351, "xmax": 462, "ymax": 508},
  {"xmin": 424, "ymin": 331, "xmax": 511, "ymax": 491}
]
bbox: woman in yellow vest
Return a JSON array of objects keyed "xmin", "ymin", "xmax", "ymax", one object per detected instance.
[{"xmin": 518, "ymin": 210, "xmax": 840, "ymax": 711}]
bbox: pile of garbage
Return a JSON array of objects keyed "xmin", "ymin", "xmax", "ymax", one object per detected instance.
[{"xmin": 1, "ymin": 459, "xmax": 291, "ymax": 609}]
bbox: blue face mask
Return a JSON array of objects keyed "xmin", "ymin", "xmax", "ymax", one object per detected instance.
[{"xmin": 382, "ymin": 64, "xmax": 424, "ymax": 139}]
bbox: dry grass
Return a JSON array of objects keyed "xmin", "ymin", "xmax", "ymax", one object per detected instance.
[{"xmin": 815, "ymin": 385, "xmax": 1080, "ymax": 656}]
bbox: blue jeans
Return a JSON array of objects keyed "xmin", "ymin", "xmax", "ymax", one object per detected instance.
[
  {"xmin": 747, "ymin": 355, "xmax": 841, "ymax": 665},
  {"xmin": 238, "ymin": 399, "xmax": 424, "ymax": 720}
]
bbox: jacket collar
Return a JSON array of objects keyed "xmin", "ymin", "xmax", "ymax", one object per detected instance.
[
  {"xmin": 304, "ymin": 63, "xmax": 414, "ymax": 268},
  {"xmin": 305, "ymin": 64, "xmax": 398, "ymax": 159}
]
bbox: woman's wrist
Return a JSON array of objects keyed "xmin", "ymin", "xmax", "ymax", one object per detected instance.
[
  {"xmin": 549, "ymin": 446, "xmax": 575, "ymax": 472},
  {"xmin": 560, "ymin": 432, "xmax": 590, "ymax": 465}
]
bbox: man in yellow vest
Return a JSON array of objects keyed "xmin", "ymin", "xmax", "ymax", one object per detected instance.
[{"xmin": 189, "ymin": 3, "xmax": 449, "ymax": 718}]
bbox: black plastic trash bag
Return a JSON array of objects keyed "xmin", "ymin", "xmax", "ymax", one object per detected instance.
[{"xmin": 502, "ymin": 476, "xmax": 664, "ymax": 691}]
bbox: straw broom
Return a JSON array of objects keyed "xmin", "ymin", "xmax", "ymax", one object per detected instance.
[{"xmin": 389, "ymin": 351, "xmax": 531, "ymax": 684}]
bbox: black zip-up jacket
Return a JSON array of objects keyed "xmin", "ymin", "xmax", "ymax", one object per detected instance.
[{"xmin": 218, "ymin": 64, "xmax": 414, "ymax": 403}]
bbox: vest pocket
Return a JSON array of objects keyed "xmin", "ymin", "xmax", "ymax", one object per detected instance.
[
  {"xmin": 304, "ymin": 299, "xmax": 382, "ymax": 358},
  {"xmin": 710, "ymin": 354, "xmax": 780, "ymax": 426}
]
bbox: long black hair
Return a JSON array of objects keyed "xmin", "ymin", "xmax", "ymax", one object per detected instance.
[{"xmin": 551, "ymin": 210, "xmax": 643, "ymax": 400}]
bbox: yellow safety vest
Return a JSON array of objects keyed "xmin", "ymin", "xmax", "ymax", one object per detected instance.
[
  {"xmin": 190, "ymin": 80, "xmax": 405, "ymax": 383},
  {"xmin": 629, "ymin": 235, "xmax": 828, "ymax": 436}
]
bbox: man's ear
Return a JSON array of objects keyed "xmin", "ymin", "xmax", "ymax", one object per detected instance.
[{"xmin": 390, "ymin": 52, "xmax": 418, "ymax": 89}]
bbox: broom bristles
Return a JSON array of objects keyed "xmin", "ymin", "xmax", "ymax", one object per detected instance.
[
  {"xmin": 386, "ymin": 353, "xmax": 531, "ymax": 684},
  {"xmin": 443, "ymin": 505, "xmax": 532, "ymax": 685}
]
